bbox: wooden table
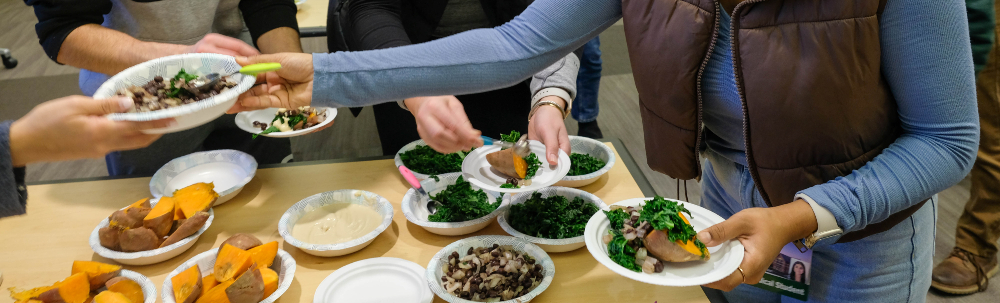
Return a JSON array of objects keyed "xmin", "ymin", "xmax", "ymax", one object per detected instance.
[
  {"xmin": 0, "ymin": 140, "xmax": 712, "ymax": 303},
  {"xmin": 295, "ymin": 0, "xmax": 329, "ymax": 37}
]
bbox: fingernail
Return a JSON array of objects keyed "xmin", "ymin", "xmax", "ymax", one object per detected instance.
[
  {"xmin": 237, "ymin": 56, "xmax": 248, "ymax": 61},
  {"xmin": 119, "ymin": 97, "xmax": 134, "ymax": 111},
  {"xmin": 698, "ymin": 231, "xmax": 712, "ymax": 243}
]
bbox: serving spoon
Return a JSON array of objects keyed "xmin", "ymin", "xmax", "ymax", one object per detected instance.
[
  {"xmin": 480, "ymin": 134, "xmax": 530, "ymax": 157},
  {"xmin": 399, "ymin": 165, "xmax": 442, "ymax": 214},
  {"xmin": 190, "ymin": 62, "xmax": 282, "ymax": 92}
]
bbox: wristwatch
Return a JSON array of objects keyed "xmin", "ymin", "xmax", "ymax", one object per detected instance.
[{"xmin": 795, "ymin": 194, "xmax": 843, "ymax": 250}]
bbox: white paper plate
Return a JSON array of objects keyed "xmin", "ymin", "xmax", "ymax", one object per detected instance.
[
  {"xmin": 314, "ymin": 257, "xmax": 432, "ymax": 303},
  {"xmin": 150, "ymin": 149, "xmax": 257, "ymax": 206},
  {"xmin": 89, "ymin": 198, "xmax": 215, "ymax": 266},
  {"xmin": 583, "ymin": 198, "xmax": 744, "ymax": 286},
  {"xmin": 401, "ymin": 173, "xmax": 504, "ymax": 236},
  {"xmin": 162, "ymin": 247, "xmax": 296, "ymax": 303},
  {"xmin": 461, "ymin": 141, "xmax": 569, "ymax": 193},
  {"xmin": 498, "ymin": 187, "xmax": 605, "ymax": 253},
  {"xmin": 235, "ymin": 107, "xmax": 337, "ymax": 138}
]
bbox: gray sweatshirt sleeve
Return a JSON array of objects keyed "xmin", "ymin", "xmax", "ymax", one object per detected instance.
[
  {"xmin": 530, "ymin": 52, "xmax": 580, "ymax": 101},
  {"xmin": 0, "ymin": 120, "xmax": 28, "ymax": 218}
]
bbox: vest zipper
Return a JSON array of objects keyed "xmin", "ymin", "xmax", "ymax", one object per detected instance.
[
  {"xmin": 694, "ymin": 2, "xmax": 724, "ymax": 183},
  {"xmin": 729, "ymin": 0, "xmax": 774, "ymax": 207}
]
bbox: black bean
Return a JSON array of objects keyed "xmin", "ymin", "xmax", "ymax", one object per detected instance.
[
  {"xmin": 534, "ymin": 264, "xmax": 542, "ymax": 272},
  {"xmin": 467, "ymin": 247, "xmax": 474, "ymax": 255},
  {"xmin": 491, "ymin": 250, "xmax": 499, "ymax": 257},
  {"xmin": 470, "ymin": 283, "xmax": 479, "ymax": 293},
  {"xmin": 441, "ymin": 276, "xmax": 448, "ymax": 282},
  {"xmin": 492, "ymin": 244, "xmax": 500, "ymax": 249},
  {"xmin": 451, "ymin": 252, "xmax": 459, "ymax": 259},
  {"xmin": 154, "ymin": 76, "xmax": 163, "ymax": 82}
]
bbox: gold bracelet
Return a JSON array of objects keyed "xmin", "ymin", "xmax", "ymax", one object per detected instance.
[{"xmin": 529, "ymin": 100, "xmax": 569, "ymax": 120}]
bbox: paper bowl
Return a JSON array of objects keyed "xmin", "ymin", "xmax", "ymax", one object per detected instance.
[
  {"xmin": 278, "ymin": 190, "xmax": 394, "ymax": 257},
  {"xmin": 89, "ymin": 198, "xmax": 215, "ymax": 266},
  {"xmin": 498, "ymin": 187, "xmax": 605, "ymax": 253},
  {"xmin": 394, "ymin": 139, "xmax": 466, "ymax": 181},
  {"xmin": 119, "ymin": 269, "xmax": 158, "ymax": 303},
  {"xmin": 150, "ymin": 149, "xmax": 257, "ymax": 206},
  {"xmin": 401, "ymin": 173, "xmax": 504, "ymax": 236},
  {"xmin": 554, "ymin": 136, "xmax": 616, "ymax": 188},
  {"xmin": 162, "ymin": 248, "xmax": 296, "ymax": 303},
  {"xmin": 94, "ymin": 53, "xmax": 256, "ymax": 134},
  {"xmin": 426, "ymin": 236, "xmax": 554, "ymax": 303}
]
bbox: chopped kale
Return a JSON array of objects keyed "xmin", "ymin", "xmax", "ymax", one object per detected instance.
[
  {"xmin": 638, "ymin": 196, "xmax": 708, "ymax": 258},
  {"xmin": 427, "ymin": 176, "xmax": 500, "ymax": 222},
  {"xmin": 399, "ymin": 145, "xmax": 470, "ymax": 175},
  {"xmin": 524, "ymin": 153, "xmax": 542, "ymax": 179},
  {"xmin": 508, "ymin": 192, "xmax": 599, "ymax": 239},
  {"xmin": 568, "ymin": 153, "xmax": 606, "ymax": 176},
  {"xmin": 500, "ymin": 183, "xmax": 520, "ymax": 189},
  {"xmin": 500, "ymin": 130, "xmax": 521, "ymax": 143}
]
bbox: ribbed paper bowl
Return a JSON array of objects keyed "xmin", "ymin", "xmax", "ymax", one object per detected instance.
[
  {"xmin": 161, "ymin": 248, "xmax": 296, "ymax": 303},
  {"xmin": 150, "ymin": 149, "xmax": 258, "ymax": 206},
  {"xmin": 401, "ymin": 173, "xmax": 505, "ymax": 236},
  {"xmin": 278, "ymin": 190, "xmax": 394, "ymax": 257},
  {"xmin": 89, "ymin": 198, "xmax": 214, "ymax": 266},
  {"xmin": 554, "ymin": 136, "xmax": 616, "ymax": 188},
  {"xmin": 120, "ymin": 269, "xmax": 158, "ymax": 303},
  {"xmin": 426, "ymin": 236, "xmax": 554, "ymax": 303},
  {"xmin": 498, "ymin": 186, "xmax": 606, "ymax": 252},
  {"xmin": 394, "ymin": 139, "xmax": 466, "ymax": 181}
]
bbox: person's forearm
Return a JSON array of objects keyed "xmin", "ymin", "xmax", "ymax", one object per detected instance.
[
  {"xmin": 57, "ymin": 24, "xmax": 186, "ymax": 75},
  {"xmin": 530, "ymin": 53, "xmax": 580, "ymax": 101},
  {"xmin": 0, "ymin": 121, "xmax": 28, "ymax": 217},
  {"xmin": 257, "ymin": 27, "xmax": 303, "ymax": 54}
]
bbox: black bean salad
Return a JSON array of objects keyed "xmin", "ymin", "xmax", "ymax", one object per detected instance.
[
  {"xmin": 116, "ymin": 69, "xmax": 236, "ymax": 112},
  {"xmin": 253, "ymin": 106, "xmax": 327, "ymax": 138},
  {"xmin": 440, "ymin": 244, "xmax": 544, "ymax": 301}
]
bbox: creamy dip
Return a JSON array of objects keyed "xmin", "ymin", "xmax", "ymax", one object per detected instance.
[{"xmin": 293, "ymin": 203, "xmax": 383, "ymax": 244}]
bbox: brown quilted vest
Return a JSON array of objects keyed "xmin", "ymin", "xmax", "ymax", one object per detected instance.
[{"xmin": 624, "ymin": 0, "xmax": 925, "ymax": 242}]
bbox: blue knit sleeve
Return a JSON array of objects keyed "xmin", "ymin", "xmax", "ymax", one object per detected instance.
[
  {"xmin": 309, "ymin": 0, "xmax": 622, "ymax": 107},
  {"xmin": 799, "ymin": 0, "xmax": 979, "ymax": 235}
]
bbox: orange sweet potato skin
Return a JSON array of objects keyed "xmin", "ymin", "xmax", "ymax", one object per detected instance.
[
  {"xmin": 119, "ymin": 228, "xmax": 160, "ymax": 252},
  {"xmin": 109, "ymin": 210, "xmax": 142, "ymax": 230},
  {"xmin": 221, "ymin": 234, "xmax": 262, "ymax": 251},
  {"xmin": 98, "ymin": 227, "xmax": 122, "ymax": 251},
  {"xmin": 485, "ymin": 149, "xmax": 523, "ymax": 178},
  {"xmin": 160, "ymin": 211, "xmax": 209, "ymax": 248},
  {"xmin": 37, "ymin": 273, "xmax": 90, "ymax": 303},
  {"xmin": 225, "ymin": 268, "xmax": 263, "ymax": 303}
]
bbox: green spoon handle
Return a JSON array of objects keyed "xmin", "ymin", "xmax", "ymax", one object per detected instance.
[{"xmin": 238, "ymin": 62, "xmax": 282, "ymax": 75}]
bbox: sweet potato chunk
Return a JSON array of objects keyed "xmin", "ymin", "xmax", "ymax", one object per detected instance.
[
  {"xmin": 259, "ymin": 268, "xmax": 278, "ymax": 299},
  {"xmin": 247, "ymin": 241, "xmax": 277, "ymax": 270},
  {"xmin": 9, "ymin": 286, "xmax": 55, "ymax": 302},
  {"xmin": 194, "ymin": 280, "xmax": 233, "ymax": 303},
  {"xmin": 126, "ymin": 198, "xmax": 152, "ymax": 210},
  {"xmin": 201, "ymin": 275, "xmax": 219, "ymax": 297},
  {"xmin": 220, "ymin": 234, "xmax": 262, "ymax": 251},
  {"xmin": 485, "ymin": 148, "xmax": 526, "ymax": 179},
  {"xmin": 144, "ymin": 197, "xmax": 176, "ymax": 238},
  {"xmin": 71, "ymin": 261, "xmax": 122, "ymax": 290},
  {"xmin": 119, "ymin": 227, "xmax": 160, "ymax": 252},
  {"xmin": 98, "ymin": 227, "xmax": 122, "ymax": 251},
  {"xmin": 109, "ymin": 210, "xmax": 141, "ymax": 230},
  {"xmin": 225, "ymin": 268, "xmax": 263, "ymax": 303},
  {"xmin": 37, "ymin": 273, "xmax": 90, "ymax": 303},
  {"xmin": 214, "ymin": 245, "xmax": 254, "ymax": 282},
  {"xmin": 160, "ymin": 211, "xmax": 209, "ymax": 248},
  {"xmin": 174, "ymin": 183, "xmax": 218, "ymax": 219},
  {"xmin": 644, "ymin": 229, "xmax": 709, "ymax": 262},
  {"xmin": 92, "ymin": 291, "xmax": 131, "ymax": 303},
  {"xmin": 171, "ymin": 265, "xmax": 202, "ymax": 303},
  {"xmin": 105, "ymin": 277, "xmax": 143, "ymax": 303}
]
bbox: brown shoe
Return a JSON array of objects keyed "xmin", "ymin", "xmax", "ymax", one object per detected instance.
[{"xmin": 931, "ymin": 248, "xmax": 999, "ymax": 294}]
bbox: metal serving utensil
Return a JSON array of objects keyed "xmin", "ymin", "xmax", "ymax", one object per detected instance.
[
  {"xmin": 190, "ymin": 62, "xmax": 282, "ymax": 92},
  {"xmin": 399, "ymin": 165, "xmax": 442, "ymax": 214},
  {"xmin": 480, "ymin": 134, "xmax": 530, "ymax": 157}
]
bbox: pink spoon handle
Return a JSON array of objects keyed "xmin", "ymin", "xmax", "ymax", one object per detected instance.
[{"xmin": 399, "ymin": 166, "xmax": 422, "ymax": 190}]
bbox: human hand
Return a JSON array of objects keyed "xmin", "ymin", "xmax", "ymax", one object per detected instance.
[
  {"xmin": 228, "ymin": 53, "xmax": 314, "ymax": 113},
  {"xmin": 185, "ymin": 33, "xmax": 261, "ymax": 57},
  {"xmin": 8, "ymin": 96, "xmax": 175, "ymax": 166},
  {"xmin": 528, "ymin": 96, "xmax": 570, "ymax": 165},
  {"xmin": 405, "ymin": 96, "xmax": 482, "ymax": 153},
  {"xmin": 699, "ymin": 200, "xmax": 818, "ymax": 291}
]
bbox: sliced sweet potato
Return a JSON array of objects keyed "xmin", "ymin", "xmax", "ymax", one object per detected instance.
[
  {"xmin": 247, "ymin": 241, "xmax": 277, "ymax": 269},
  {"xmin": 71, "ymin": 261, "xmax": 122, "ymax": 290},
  {"xmin": 174, "ymin": 183, "xmax": 218, "ymax": 219},
  {"xmin": 10, "ymin": 286, "xmax": 56, "ymax": 302},
  {"xmin": 105, "ymin": 277, "xmax": 143, "ymax": 303},
  {"xmin": 98, "ymin": 227, "xmax": 122, "ymax": 251},
  {"xmin": 171, "ymin": 265, "xmax": 202, "ymax": 303},
  {"xmin": 109, "ymin": 210, "xmax": 141, "ymax": 230},
  {"xmin": 201, "ymin": 275, "xmax": 219, "ymax": 297},
  {"xmin": 194, "ymin": 280, "xmax": 233, "ymax": 303},
  {"xmin": 174, "ymin": 202, "xmax": 186, "ymax": 221},
  {"xmin": 221, "ymin": 234, "xmax": 262, "ymax": 251},
  {"xmin": 485, "ymin": 148, "xmax": 526, "ymax": 178},
  {"xmin": 37, "ymin": 273, "xmax": 90, "ymax": 303},
  {"xmin": 259, "ymin": 268, "xmax": 278, "ymax": 299},
  {"xmin": 119, "ymin": 227, "xmax": 160, "ymax": 252},
  {"xmin": 225, "ymin": 267, "xmax": 263, "ymax": 303},
  {"xmin": 214, "ymin": 244, "xmax": 254, "ymax": 282},
  {"xmin": 92, "ymin": 291, "xmax": 131, "ymax": 303},
  {"xmin": 644, "ymin": 229, "xmax": 709, "ymax": 262},
  {"xmin": 144, "ymin": 196, "xmax": 175, "ymax": 238},
  {"xmin": 127, "ymin": 198, "xmax": 152, "ymax": 210},
  {"xmin": 160, "ymin": 211, "xmax": 209, "ymax": 248}
]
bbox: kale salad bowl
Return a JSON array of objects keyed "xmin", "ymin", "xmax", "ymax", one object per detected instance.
[{"xmin": 401, "ymin": 173, "xmax": 505, "ymax": 236}]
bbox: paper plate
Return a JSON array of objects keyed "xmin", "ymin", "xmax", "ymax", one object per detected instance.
[
  {"xmin": 314, "ymin": 257, "xmax": 432, "ymax": 303},
  {"xmin": 235, "ymin": 107, "xmax": 337, "ymax": 138},
  {"xmin": 583, "ymin": 198, "xmax": 744, "ymax": 286},
  {"xmin": 461, "ymin": 141, "xmax": 569, "ymax": 193},
  {"xmin": 150, "ymin": 149, "xmax": 257, "ymax": 206}
]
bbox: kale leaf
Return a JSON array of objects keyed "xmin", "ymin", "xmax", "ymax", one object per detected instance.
[
  {"xmin": 639, "ymin": 196, "xmax": 708, "ymax": 257},
  {"xmin": 608, "ymin": 234, "xmax": 640, "ymax": 272},
  {"xmin": 399, "ymin": 145, "xmax": 470, "ymax": 175},
  {"xmin": 567, "ymin": 153, "xmax": 606, "ymax": 176},
  {"xmin": 500, "ymin": 130, "xmax": 521, "ymax": 143},
  {"xmin": 166, "ymin": 68, "xmax": 199, "ymax": 98},
  {"xmin": 524, "ymin": 153, "xmax": 542, "ymax": 179},
  {"xmin": 500, "ymin": 183, "xmax": 520, "ymax": 189},
  {"xmin": 252, "ymin": 125, "xmax": 280, "ymax": 139},
  {"xmin": 508, "ymin": 192, "xmax": 599, "ymax": 239},
  {"xmin": 427, "ymin": 176, "xmax": 499, "ymax": 222}
]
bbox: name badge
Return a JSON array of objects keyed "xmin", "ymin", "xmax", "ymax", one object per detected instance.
[{"xmin": 751, "ymin": 242, "xmax": 812, "ymax": 301}]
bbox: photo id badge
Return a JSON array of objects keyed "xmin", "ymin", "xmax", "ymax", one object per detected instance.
[{"xmin": 751, "ymin": 242, "xmax": 812, "ymax": 301}]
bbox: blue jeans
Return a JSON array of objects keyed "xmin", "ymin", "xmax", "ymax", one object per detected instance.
[
  {"xmin": 701, "ymin": 149, "xmax": 935, "ymax": 302},
  {"xmin": 572, "ymin": 37, "xmax": 601, "ymax": 123}
]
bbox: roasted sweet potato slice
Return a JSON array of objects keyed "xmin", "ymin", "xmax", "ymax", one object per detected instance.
[
  {"xmin": 201, "ymin": 275, "xmax": 219, "ymax": 297},
  {"xmin": 485, "ymin": 148, "xmax": 526, "ymax": 178},
  {"xmin": 225, "ymin": 267, "xmax": 263, "ymax": 303},
  {"xmin": 220, "ymin": 234, "xmax": 262, "ymax": 251},
  {"xmin": 247, "ymin": 241, "xmax": 277, "ymax": 269},
  {"xmin": 174, "ymin": 183, "xmax": 218, "ymax": 219},
  {"xmin": 127, "ymin": 198, "xmax": 152, "ymax": 210},
  {"xmin": 98, "ymin": 226, "xmax": 122, "ymax": 251},
  {"xmin": 259, "ymin": 268, "xmax": 278, "ymax": 299},
  {"xmin": 144, "ymin": 197, "xmax": 176, "ymax": 238},
  {"xmin": 105, "ymin": 277, "xmax": 144, "ymax": 303},
  {"xmin": 194, "ymin": 280, "xmax": 233, "ymax": 303},
  {"xmin": 37, "ymin": 273, "xmax": 90, "ymax": 303},
  {"xmin": 214, "ymin": 244, "xmax": 254, "ymax": 282},
  {"xmin": 160, "ymin": 211, "xmax": 209, "ymax": 248},
  {"xmin": 71, "ymin": 261, "xmax": 122, "ymax": 290},
  {"xmin": 92, "ymin": 291, "xmax": 131, "ymax": 303},
  {"xmin": 109, "ymin": 210, "xmax": 141, "ymax": 230},
  {"xmin": 171, "ymin": 265, "xmax": 202, "ymax": 303},
  {"xmin": 9, "ymin": 286, "xmax": 55, "ymax": 302},
  {"xmin": 119, "ymin": 227, "xmax": 160, "ymax": 252},
  {"xmin": 643, "ymin": 219, "xmax": 709, "ymax": 262}
]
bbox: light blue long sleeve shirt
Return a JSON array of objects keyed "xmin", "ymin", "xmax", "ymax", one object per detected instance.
[{"xmin": 310, "ymin": 0, "xmax": 979, "ymax": 234}]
